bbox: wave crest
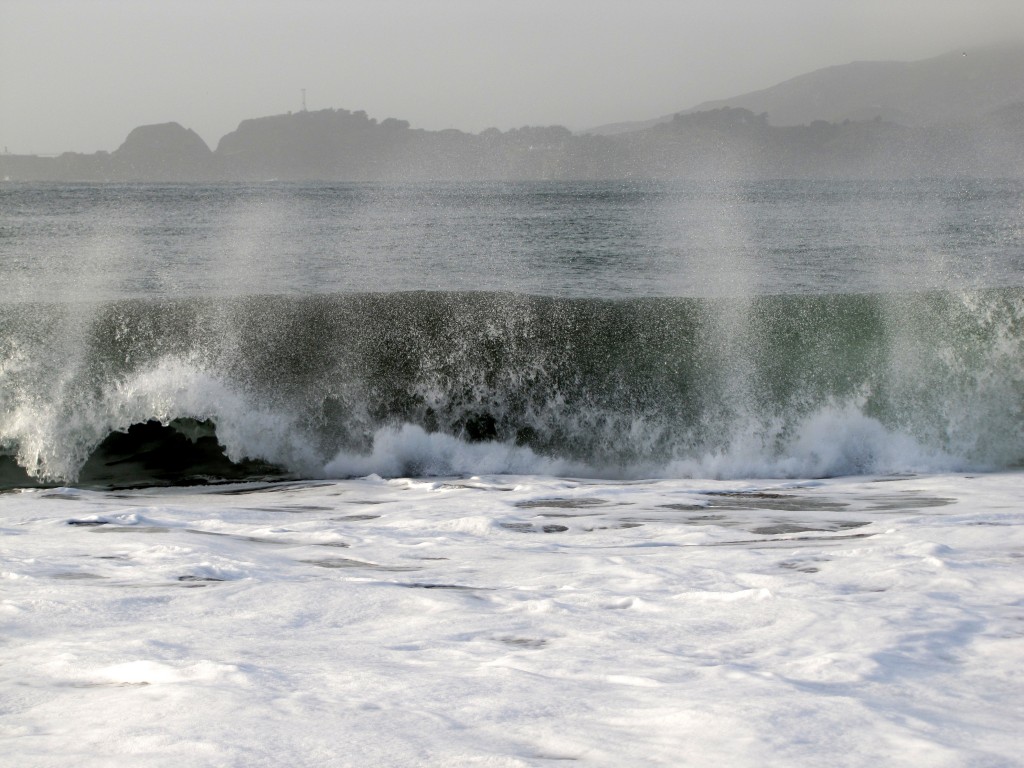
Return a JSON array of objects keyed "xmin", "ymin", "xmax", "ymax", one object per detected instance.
[{"xmin": 1, "ymin": 289, "xmax": 1020, "ymax": 486}]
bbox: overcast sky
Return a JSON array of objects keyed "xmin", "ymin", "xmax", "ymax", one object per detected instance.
[{"xmin": 2, "ymin": 0, "xmax": 1023, "ymax": 154}]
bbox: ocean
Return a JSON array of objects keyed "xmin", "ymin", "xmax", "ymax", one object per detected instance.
[{"xmin": 2, "ymin": 179, "xmax": 1023, "ymax": 766}]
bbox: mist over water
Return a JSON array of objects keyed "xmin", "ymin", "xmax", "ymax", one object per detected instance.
[
  {"xmin": 1, "ymin": 180, "xmax": 1022, "ymax": 486},
  {"xmin": 5, "ymin": 180, "xmax": 1022, "ymax": 300}
]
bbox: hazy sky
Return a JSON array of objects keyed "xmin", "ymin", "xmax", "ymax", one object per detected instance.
[{"xmin": 2, "ymin": 0, "xmax": 1023, "ymax": 154}]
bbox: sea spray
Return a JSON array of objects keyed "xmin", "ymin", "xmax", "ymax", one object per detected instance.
[{"xmin": 0, "ymin": 289, "xmax": 1020, "ymax": 485}]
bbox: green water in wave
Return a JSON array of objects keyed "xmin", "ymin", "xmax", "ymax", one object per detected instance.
[{"xmin": 1, "ymin": 289, "xmax": 1021, "ymax": 482}]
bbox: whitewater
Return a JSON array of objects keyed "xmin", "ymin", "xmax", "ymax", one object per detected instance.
[{"xmin": 2, "ymin": 180, "xmax": 1022, "ymax": 766}]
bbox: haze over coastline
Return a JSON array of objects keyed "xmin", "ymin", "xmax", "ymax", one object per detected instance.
[
  {"xmin": 4, "ymin": 41, "xmax": 1024, "ymax": 182},
  {"xmin": 2, "ymin": 0, "xmax": 1024, "ymax": 156}
]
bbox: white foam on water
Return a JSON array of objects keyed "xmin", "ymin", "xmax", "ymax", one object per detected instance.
[
  {"xmin": 2, "ymin": 355, "xmax": 323, "ymax": 482},
  {"xmin": 671, "ymin": 401, "xmax": 962, "ymax": 480},
  {"xmin": 1, "ymin": 472, "xmax": 1022, "ymax": 766},
  {"xmin": 320, "ymin": 402, "xmax": 966, "ymax": 482},
  {"xmin": 1, "ymin": 352, "xmax": 1002, "ymax": 485},
  {"xmin": 322, "ymin": 423, "xmax": 584, "ymax": 479}
]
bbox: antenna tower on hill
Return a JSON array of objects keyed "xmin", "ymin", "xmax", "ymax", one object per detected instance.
[{"xmin": 301, "ymin": 89, "xmax": 308, "ymax": 112}]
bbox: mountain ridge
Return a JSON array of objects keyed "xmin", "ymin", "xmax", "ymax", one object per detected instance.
[{"xmin": 584, "ymin": 41, "xmax": 1024, "ymax": 136}]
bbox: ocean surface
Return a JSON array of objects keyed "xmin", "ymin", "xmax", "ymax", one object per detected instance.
[
  {"xmin": 1, "ymin": 179, "xmax": 1022, "ymax": 486},
  {"xmin": 2, "ymin": 179, "xmax": 1023, "ymax": 767}
]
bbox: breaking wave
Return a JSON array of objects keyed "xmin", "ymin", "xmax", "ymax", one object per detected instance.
[{"xmin": 1, "ymin": 289, "xmax": 1021, "ymax": 487}]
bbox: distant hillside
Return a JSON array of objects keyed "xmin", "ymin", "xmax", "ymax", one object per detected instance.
[
  {"xmin": 4, "ymin": 102, "xmax": 1023, "ymax": 182},
  {"xmin": 586, "ymin": 41, "xmax": 1024, "ymax": 135},
  {"xmin": 113, "ymin": 122, "xmax": 212, "ymax": 179},
  {"xmin": 4, "ymin": 44, "xmax": 1024, "ymax": 183}
]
